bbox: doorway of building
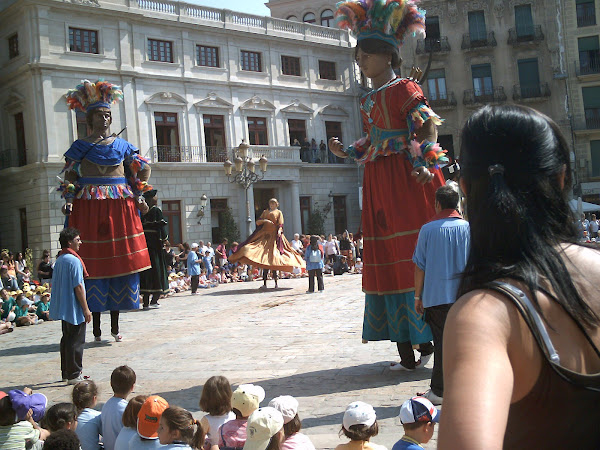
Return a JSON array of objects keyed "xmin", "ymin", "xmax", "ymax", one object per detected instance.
[
  {"xmin": 254, "ymin": 188, "xmax": 277, "ymax": 221},
  {"xmin": 155, "ymin": 112, "xmax": 180, "ymax": 162}
]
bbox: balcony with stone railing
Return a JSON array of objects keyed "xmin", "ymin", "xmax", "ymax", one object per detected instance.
[
  {"xmin": 0, "ymin": 148, "xmax": 27, "ymax": 170},
  {"xmin": 133, "ymin": 0, "xmax": 349, "ymax": 45},
  {"xmin": 416, "ymin": 37, "xmax": 451, "ymax": 55},
  {"xmin": 507, "ymin": 25, "xmax": 544, "ymax": 46},
  {"xmin": 144, "ymin": 145, "xmax": 353, "ymax": 165},
  {"xmin": 512, "ymin": 83, "xmax": 551, "ymax": 101},
  {"xmin": 428, "ymin": 92, "xmax": 457, "ymax": 109},
  {"xmin": 463, "ymin": 87, "xmax": 506, "ymax": 106},
  {"xmin": 461, "ymin": 32, "xmax": 497, "ymax": 51}
]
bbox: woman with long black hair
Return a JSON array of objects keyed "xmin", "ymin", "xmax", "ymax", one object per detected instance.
[{"xmin": 439, "ymin": 105, "xmax": 600, "ymax": 448}]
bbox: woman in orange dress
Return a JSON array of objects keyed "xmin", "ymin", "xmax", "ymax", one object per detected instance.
[{"xmin": 229, "ymin": 198, "xmax": 304, "ymax": 289}]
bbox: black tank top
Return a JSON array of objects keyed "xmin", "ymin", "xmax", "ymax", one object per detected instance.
[{"xmin": 486, "ymin": 282, "xmax": 600, "ymax": 449}]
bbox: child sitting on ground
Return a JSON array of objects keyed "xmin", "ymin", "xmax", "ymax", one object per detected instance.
[
  {"xmin": 244, "ymin": 407, "xmax": 285, "ymax": 450},
  {"xmin": 199, "ymin": 376, "xmax": 235, "ymax": 448},
  {"xmin": 212, "ymin": 384, "xmax": 265, "ymax": 450},
  {"xmin": 169, "ymin": 273, "xmax": 180, "ymax": 294},
  {"xmin": 44, "ymin": 402, "xmax": 78, "ymax": 434},
  {"xmin": 392, "ymin": 397, "xmax": 439, "ymax": 450},
  {"xmin": 101, "ymin": 365, "xmax": 136, "ymax": 450},
  {"xmin": 43, "ymin": 429, "xmax": 81, "ymax": 450},
  {"xmin": 0, "ymin": 389, "xmax": 49, "ymax": 448},
  {"xmin": 0, "ymin": 288, "xmax": 17, "ymax": 323},
  {"xmin": 129, "ymin": 395, "xmax": 169, "ymax": 448},
  {"xmin": 354, "ymin": 258, "xmax": 363, "ymax": 274},
  {"xmin": 35, "ymin": 292, "xmax": 51, "ymax": 322},
  {"xmin": 14, "ymin": 294, "xmax": 40, "ymax": 326},
  {"xmin": 269, "ymin": 396, "xmax": 316, "ymax": 450},
  {"xmin": 158, "ymin": 406, "xmax": 205, "ymax": 449},
  {"xmin": 335, "ymin": 402, "xmax": 387, "ymax": 450},
  {"xmin": 72, "ymin": 380, "xmax": 102, "ymax": 450},
  {"xmin": 114, "ymin": 395, "xmax": 148, "ymax": 450}
]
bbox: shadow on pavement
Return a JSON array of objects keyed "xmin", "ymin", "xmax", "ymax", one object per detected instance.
[
  {"xmin": 301, "ymin": 405, "xmax": 399, "ymax": 429},
  {"xmin": 0, "ymin": 343, "xmax": 60, "ymax": 357},
  {"xmin": 151, "ymin": 363, "xmax": 431, "ymax": 414},
  {"xmin": 203, "ymin": 287, "xmax": 293, "ymax": 296}
]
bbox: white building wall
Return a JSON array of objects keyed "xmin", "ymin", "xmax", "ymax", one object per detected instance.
[{"xmin": 0, "ymin": 0, "xmax": 363, "ymax": 256}]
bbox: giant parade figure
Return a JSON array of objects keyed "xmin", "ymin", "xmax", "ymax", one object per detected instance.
[
  {"xmin": 330, "ymin": 0, "xmax": 448, "ymax": 371},
  {"xmin": 59, "ymin": 80, "xmax": 152, "ymax": 342}
]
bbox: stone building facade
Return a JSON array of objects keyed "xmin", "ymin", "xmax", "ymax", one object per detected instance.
[
  {"xmin": 562, "ymin": 0, "xmax": 600, "ymax": 203},
  {"xmin": 0, "ymin": 0, "xmax": 363, "ymax": 259}
]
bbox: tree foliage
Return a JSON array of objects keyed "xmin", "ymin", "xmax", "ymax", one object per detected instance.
[{"xmin": 307, "ymin": 209, "xmax": 326, "ymax": 236}]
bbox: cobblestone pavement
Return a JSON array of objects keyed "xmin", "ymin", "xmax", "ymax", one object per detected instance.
[{"xmin": 1, "ymin": 273, "xmax": 438, "ymax": 449}]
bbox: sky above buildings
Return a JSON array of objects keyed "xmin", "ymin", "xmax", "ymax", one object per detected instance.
[{"xmin": 190, "ymin": 0, "xmax": 271, "ymax": 16}]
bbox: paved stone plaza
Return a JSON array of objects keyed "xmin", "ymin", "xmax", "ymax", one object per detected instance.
[{"xmin": 1, "ymin": 273, "xmax": 438, "ymax": 449}]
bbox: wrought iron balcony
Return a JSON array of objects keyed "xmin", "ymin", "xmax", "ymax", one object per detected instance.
[
  {"xmin": 0, "ymin": 148, "xmax": 26, "ymax": 170},
  {"xmin": 461, "ymin": 31, "xmax": 497, "ymax": 50},
  {"xmin": 416, "ymin": 37, "xmax": 451, "ymax": 54},
  {"xmin": 512, "ymin": 83, "xmax": 551, "ymax": 101},
  {"xmin": 507, "ymin": 25, "xmax": 544, "ymax": 45},
  {"xmin": 463, "ymin": 87, "xmax": 506, "ymax": 105},
  {"xmin": 577, "ymin": 10, "xmax": 597, "ymax": 27},
  {"xmin": 428, "ymin": 92, "xmax": 457, "ymax": 109},
  {"xmin": 576, "ymin": 58, "xmax": 600, "ymax": 76},
  {"xmin": 585, "ymin": 110, "xmax": 600, "ymax": 129}
]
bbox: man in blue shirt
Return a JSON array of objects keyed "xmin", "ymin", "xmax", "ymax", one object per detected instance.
[
  {"xmin": 412, "ymin": 185, "xmax": 470, "ymax": 405},
  {"xmin": 187, "ymin": 243, "xmax": 201, "ymax": 294},
  {"xmin": 50, "ymin": 227, "xmax": 92, "ymax": 384}
]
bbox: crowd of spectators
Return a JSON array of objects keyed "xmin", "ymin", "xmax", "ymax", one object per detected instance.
[{"xmin": 0, "ymin": 364, "xmax": 438, "ymax": 450}]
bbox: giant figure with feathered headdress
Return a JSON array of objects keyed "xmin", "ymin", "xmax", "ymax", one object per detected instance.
[
  {"xmin": 331, "ymin": 0, "xmax": 448, "ymax": 374},
  {"xmin": 59, "ymin": 79, "xmax": 152, "ymax": 344}
]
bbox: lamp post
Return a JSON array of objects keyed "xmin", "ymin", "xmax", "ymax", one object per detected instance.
[{"xmin": 223, "ymin": 140, "xmax": 268, "ymax": 237}]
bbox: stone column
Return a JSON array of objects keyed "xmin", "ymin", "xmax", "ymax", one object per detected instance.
[{"xmin": 290, "ymin": 181, "xmax": 302, "ymax": 236}]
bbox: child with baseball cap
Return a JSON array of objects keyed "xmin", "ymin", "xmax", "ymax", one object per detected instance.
[
  {"xmin": 129, "ymin": 395, "xmax": 169, "ymax": 448},
  {"xmin": 336, "ymin": 402, "xmax": 387, "ymax": 450},
  {"xmin": 268, "ymin": 396, "xmax": 315, "ymax": 450},
  {"xmin": 215, "ymin": 384, "xmax": 265, "ymax": 450},
  {"xmin": 392, "ymin": 396, "xmax": 440, "ymax": 450},
  {"xmin": 0, "ymin": 388, "xmax": 50, "ymax": 448},
  {"xmin": 243, "ymin": 407, "xmax": 284, "ymax": 450}
]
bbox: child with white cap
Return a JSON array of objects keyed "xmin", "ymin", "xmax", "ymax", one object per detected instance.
[
  {"xmin": 335, "ymin": 402, "xmax": 387, "ymax": 450},
  {"xmin": 268, "ymin": 396, "xmax": 315, "ymax": 450},
  {"xmin": 242, "ymin": 407, "xmax": 284, "ymax": 450},
  {"xmin": 392, "ymin": 396, "xmax": 439, "ymax": 450},
  {"xmin": 213, "ymin": 384, "xmax": 265, "ymax": 450}
]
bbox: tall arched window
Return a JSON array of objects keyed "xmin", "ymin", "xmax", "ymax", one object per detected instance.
[
  {"xmin": 321, "ymin": 9, "xmax": 334, "ymax": 27},
  {"xmin": 303, "ymin": 12, "xmax": 316, "ymax": 24},
  {"xmin": 286, "ymin": 15, "xmax": 298, "ymax": 21}
]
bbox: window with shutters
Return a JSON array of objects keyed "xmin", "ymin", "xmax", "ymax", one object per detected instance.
[
  {"xmin": 468, "ymin": 11, "xmax": 487, "ymax": 42},
  {"xmin": 579, "ymin": 36, "xmax": 600, "ymax": 74},
  {"xmin": 471, "ymin": 64, "xmax": 493, "ymax": 97},
  {"xmin": 319, "ymin": 60, "xmax": 336, "ymax": 80},
  {"xmin": 248, "ymin": 117, "xmax": 268, "ymax": 145},
  {"xmin": 583, "ymin": 86, "xmax": 600, "ymax": 129},
  {"xmin": 281, "ymin": 55, "xmax": 301, "ymax": 76},
  {"xmin": 577, "ymin": 0, "xmax": 596, "ymax": 27}
]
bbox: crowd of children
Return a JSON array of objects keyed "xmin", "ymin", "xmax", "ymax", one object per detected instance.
[{"xmin": 0, "ymin": 363, "xmax": 439, "ymax": 450}]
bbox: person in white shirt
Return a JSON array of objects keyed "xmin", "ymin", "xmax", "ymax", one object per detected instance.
[{"xmin": 291, "ymin": 234, "xmax": 303, "ymax": 255}]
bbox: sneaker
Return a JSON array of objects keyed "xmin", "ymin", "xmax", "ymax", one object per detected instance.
[
  {"xmin": 419, "ymin": 353, "xmax": 433, "ymax": 368},
  {"xmin": 94, "ymin": 336, "xmax": 102, "ymax": 342},
  {"xmin": 418, "ymin": 389, "xmax": 443, "ymax": 406},
  {"xmin": 305, "ymin": 290, "xmax": 314, "ymax": 294},
  {"xmin": 67, "ymin": 374, "xmax": 86, "ymax": 385},
  {"xmin": 111, "ymin": 333, "xmax": 123, "ymax": 342},
  {"xmin": 318, "ymin": 290, "xmax": 324, "ymax": 293},
  {"xmin": 150, "ymin": 302, "xmax": 160, "ymax": 308},
  {"xmin": 142, "ymin": 305, "xmax": 150, "ymax": 310},
  {"xmin": 390, "ymin": 362, "xmax": 415, "ymax": 372}
]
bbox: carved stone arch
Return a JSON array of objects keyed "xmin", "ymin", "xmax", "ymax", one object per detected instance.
[
  {"xmin": 194, "ymin": 92, "xmax": 233, "ymax": 110},
  {"xmin": 4, "ymin": 91, "xmax": 25, "ymax": 112},
  {"xmin": 240, "ymin": 95, "xmax": 276, "ymax": 112},
  {"xmin": 281, "ymin": 99, "xmax": 314, "ymax": 114},
  {"xmin": 144, "ymin": 92, "xmax": 187, "ymax": 106},
  {"xmin": 319, "ymin": 104, "xmax": 349, "ymax": 117}
]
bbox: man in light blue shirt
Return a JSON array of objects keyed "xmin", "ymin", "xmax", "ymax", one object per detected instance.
[
  {"xmin": 50, "ymin": 227, "xmax": 92, "ymax": 384},
  {"xmin": 412, "ymin": 185, "xmax": 470, "ymax": 405},
  {"xmin": 187, "ymin": 243, "xmax": 201, "ymax": 294}
]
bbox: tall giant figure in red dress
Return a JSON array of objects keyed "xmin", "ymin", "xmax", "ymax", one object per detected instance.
[
  {"xmin": 332, "ymin": 0, "xmax": 448, "ymax": 370},
  {"xmin": 59, "ymin": 80, "xmax": 152, "ymax": 341}
]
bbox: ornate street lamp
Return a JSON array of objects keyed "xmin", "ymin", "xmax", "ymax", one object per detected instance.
[{"xmin": 223, "ymin": 140, "xmax": 268, "ymax": 237}]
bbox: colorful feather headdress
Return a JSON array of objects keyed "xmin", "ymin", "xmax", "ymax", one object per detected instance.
[
  {"xmin": 66, "ymin": 79, "xmax": 123, "ymax": 113},
  {"xmin": 335, "ymin": 0, "xmax": 426, "ymax": 48}
]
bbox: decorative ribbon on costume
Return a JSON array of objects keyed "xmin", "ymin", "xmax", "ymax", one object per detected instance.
[
  {"xmin": 59, "ymin": 247, "xmax": 89, "ymax": 278},
  {"xmin": 125, "ymin": 154, "xmax": 153, "ymax": 196}
]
